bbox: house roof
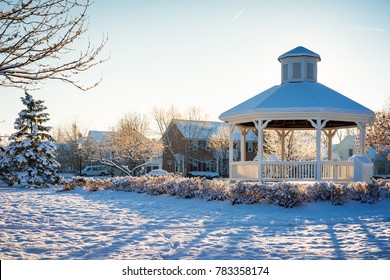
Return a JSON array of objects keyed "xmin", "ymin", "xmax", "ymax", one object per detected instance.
[
  {"xmin": 219, "ymin": 81, "xmax": 375, "ymax": 129},
  {"xmin": 87, "ymin": 130, "xmax": 112, "ymax": 144},
  {"xmin": 332, "ymin": 135, "xmax": 356, "ymax": 153},
  {"xmin": 173, "ymin": 119, "xmax": 257, "ymax": 141},
  {"xmin": 278, "ymin": 46, "xmax": 321, "ymax": 61}
]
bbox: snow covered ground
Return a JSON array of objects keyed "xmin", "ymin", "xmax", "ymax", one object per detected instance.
[{"xmin": 0, "ymin": 185, "xmax": 389, "ymax": 260}]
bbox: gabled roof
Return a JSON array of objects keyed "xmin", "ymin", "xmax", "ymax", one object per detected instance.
[
  {"xmin": 278, "ymin": 46, "xmax": 321, "ymax": 61},
  {"xmin": 87, "ymin": 130, "xmax": 112, "ymax": 144},
  {"xmin": 174, "ymin": 120, "xmax": 223, "ymax": 139},
  {"xmin": 332, "ymin": 135, "xmax": 356, "ymax": 153},
  {"xmin": 171, "ymin": 119, "xmax": 257, "ymax": 141}
]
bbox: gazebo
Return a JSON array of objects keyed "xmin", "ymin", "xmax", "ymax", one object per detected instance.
[{"xmin": 219, "ymin": 46, "xmax": 375, "ymax": 182}]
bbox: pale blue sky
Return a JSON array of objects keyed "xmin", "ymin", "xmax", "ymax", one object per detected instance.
[{"xmin": 1, "ymin": 0, "xmax": 389, "ymax": 135}]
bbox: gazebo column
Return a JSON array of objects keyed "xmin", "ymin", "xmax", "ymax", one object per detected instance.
[
  {"xmin": 323, "ymin": 129, "xmax": 337, "ymax": 160},
  {"xmin": 240, "ymin": 128, "xmax": 249, "ymax": 161},
  {"xmin": 356, "ymin": 122, "xmax": 367, "ymax": 155},
  {"xmin": 254, "ymin": 120, "xmax": 271, "ymax": 182},
  {"xmin": 309, "ymin": 119, "xmax": 328, "ymax": 180},
  {"xmin": 228, "ymin": 123, "xmax": 235, "ymax": 179},
  {"xmin": 276, "ymin": 130, "xmax": 291, "ymax": 161}
]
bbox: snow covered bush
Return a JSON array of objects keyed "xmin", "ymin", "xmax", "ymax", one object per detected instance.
[
  {"xmin": 346, "ymin": 181, "xmax": 380, "ymax": 204},
  {"xmin": 310, "ymin": 182, "xmax": 346, "ymax": 205},
  {"xmin": 145, "ymin": 169, "xmax": 173, "ymax": 177},
  {"xmin": 375, "ymin": 179, "xmax": 390, "ymax": 198},
  {"xmin": 59, "ymin": 175, "xmax": 390, "ymax": 208},
  {"xmin": 229, "ymin": 181, "xmax": 266, "ymax": 205},
  {"xmin": 264, "ymin": 182, "xmax": 308, "ymax": 208},
  {"xmin": 228, "ymin": 181, "xmax": 307, "ymax": 207},
  {"xmin": 1, "ymin": 92, "xmax": 61, "ymax": 187},
  {"xmin": 61, "ymin": 177, "xmax": 114, "ymax": 192},
  {"xmin": 196, "ymin": 179, "xmax": 229, "ymax": 201}
]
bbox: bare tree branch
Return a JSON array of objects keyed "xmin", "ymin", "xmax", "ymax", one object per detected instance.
[{"xmin": 0, "ymin": 0, "xmax": 108, "ymax": 90}]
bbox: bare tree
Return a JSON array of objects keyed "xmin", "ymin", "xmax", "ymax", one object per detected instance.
[
  {"xmin": 0, "ymin": 0, "xmax": 107, "ymax": 90},
  {"xmin": 53, "ymin": 120, "xmax": 87, "ymax": 172},
  {"xmin": 383, "ymin": 95, "xmax": 390, "ymax": 112},
  {"xmin": 366, "ymin": 111, "xmax": 390, "ymax": 160},
  {"xmin": 209, "ymin": 126, "xmax": 229, "ymax": 176},
  {"xmin": 53, "ymin": 120, "xmax": 87, "ymax": 143},
  {"xmin": 183, "ymin": 106, "xmax": 209, "ymax": 123},
  {"xmin": 99, "ymin": 113, "xmax": 164, "ymax": 176},
  {"xmin": 265, "ymin": 130, "xmax": 319, "ymax": 161},
  {"xmin": 152, "ymin": 105, "xmax": 182, "ymax": 137}
]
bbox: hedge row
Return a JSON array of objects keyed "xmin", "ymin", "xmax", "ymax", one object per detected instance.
[{"xmin": 60, "ymin": 176, "xmax": 390, "ymax": 208}]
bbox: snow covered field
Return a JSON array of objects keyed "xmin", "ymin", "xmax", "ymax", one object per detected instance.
[{"xmin": 0, "ymin": 185, "xmax": 389, "ymax": 260}]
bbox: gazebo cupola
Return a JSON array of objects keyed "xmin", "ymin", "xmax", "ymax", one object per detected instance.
[
  {"xmin": 278, "ymin": 46, "xmax": 321, "ymax": 84},
  {"xmin": 219, "ymin": 46, "xmax": 375, "ymax": 183}
]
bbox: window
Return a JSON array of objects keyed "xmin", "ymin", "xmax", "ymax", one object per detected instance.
[
  {"xmin": 167, "ymin": 159, "xmax": 173, "ymax": 168},
  {"xmin": 198, "ymin": 140, "xmax": 206, "ymax": 150},
  {"xmin": 293, "ymin": 63, "xmax": 301, "ymax": 78},
  {"xmin": 190, "ymin": 140, "xmax": 198, "ymax": 151},
  {"xmin": 307, "ymin": 63, "xmax": 314, "ymax": 79},
  {"xmin": 190, "ymin": 160, "xmax": 199, "ymax": 171},
  {"xmin": 282, "ymin": 64, "xmax": 288, "ymax": 81},
  {"xmin": 348, "ymin": 149, "xmax": 353, "ymax": 157},
  {"xmin": 247, "ymin": 142, "xmax": 254, "ymax": 152},
  {"xmin": 205, "ymin": 161, "xmax": 211, "ymax": 172},
  {"xmin": 205, "ymin": 140, "xmax": 211, "ymax": 151},
  {"xmin": 175, "ymin": 162, "xmax": 182, "ymax": 173}
]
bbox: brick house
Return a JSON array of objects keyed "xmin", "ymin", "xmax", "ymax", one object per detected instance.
[{"xmin": 162, "ymin": 119, "xmax": 257, "ymax": 177}]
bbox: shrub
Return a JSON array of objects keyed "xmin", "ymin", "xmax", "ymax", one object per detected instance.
[
  {"xmin": 58, "ymin": 176, "xmax": 389, "ymax": 208},
  {"xmin": 310, "ymin": 182, "xmax": 346, "ymax": 205},
  {"xmin": 346, "ymin": 181, "xmax": 380, "ymax": 204},
  {"xmin": 373, "ymin": 179, "xmax": 390, "ymax": 198},
  {"xmin": 264, "ymin": 182, "xmax": 307, "ymax": 208},
  {"xmin": 228, "ymin": 181, "xmax": 265, "ymax": 205}
]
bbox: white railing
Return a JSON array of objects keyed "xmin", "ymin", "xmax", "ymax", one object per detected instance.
[
  {"xmin": 322, "ymin": 161, "xmax": 354, "ymax": 181},
  {"xmin": 231, "ymin": 161, "xmax": 354, "ymax": 182}
]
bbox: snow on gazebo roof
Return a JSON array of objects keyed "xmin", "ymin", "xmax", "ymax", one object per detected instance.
[
  {"xmin": 278, "ymin": 46, "xmax": 321, "ymax": 61},
  {"xmin": 219, "ymin": 46, "xmax": 375, "ymax": 129}
]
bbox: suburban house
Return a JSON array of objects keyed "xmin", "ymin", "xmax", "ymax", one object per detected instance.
[
  {"xmin": 332, "ymin": 135, "xmax": 357, "ymax": 161},
  {"xmin": 161, "ymin": 119, "xmax": 257, "ymax": 177},
  {"xmin": 219, "ymin": 46, "xmax": 376, "ymax": 182},
  {"xmin": 333, "ymin": 135, "xmax": 390, "ymax": 176}
]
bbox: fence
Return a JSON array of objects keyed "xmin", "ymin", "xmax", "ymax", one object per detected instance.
[{"xmin": 231, "ymin": 161, "xmax": 354, "ymax": 182}]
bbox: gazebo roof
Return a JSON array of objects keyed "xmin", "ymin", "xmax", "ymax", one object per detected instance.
[
  {"xmin": 219, "ymin": 46, "xmax": 375, "ymax": 130},
  {"xmin": 278, "ymin": 46, "xmax": 321, "ymax": 61},
  {"xmin": 219, "ymin": 81, "xmax": 375, "ymax": 129}
]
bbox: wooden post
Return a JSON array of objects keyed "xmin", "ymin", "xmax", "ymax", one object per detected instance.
[
  {"xmin": 309, "ymin": 119, "xmax": 328, "ymax": 181},
  {"xmin": 240, "ymin": 128, "xmax": 249, "ymax": 162},
  {"xmin": 229, "ymin": 123, "xmax": 235, "ymax": 180},
  {"xmin": 323, "ymin": 129, "xmax": 337, "ymax": 160},
  {"xmin": 254, "ymin": 120, "xmax": 271, "ymax": 182},
  {"xmin": 356, "ymin": 122, "xmax": 366, "ymax": 156},
  {"xmin": 276, "ymin": 130, "xmax": 291, "ymax": 161}
]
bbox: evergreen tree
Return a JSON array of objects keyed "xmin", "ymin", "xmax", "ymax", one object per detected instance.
[
  {"xmin": 3, "ymin": 91, "xmax": 61, "ymax": 186},
  {"xmin": 0, "ymin": 138, "xmax": 18, "ymax": 185}
]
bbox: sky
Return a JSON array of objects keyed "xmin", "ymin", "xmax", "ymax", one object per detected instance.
[{"xmin": 1, "ymin": 0, "xmax": 390, "ymax": 136}]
